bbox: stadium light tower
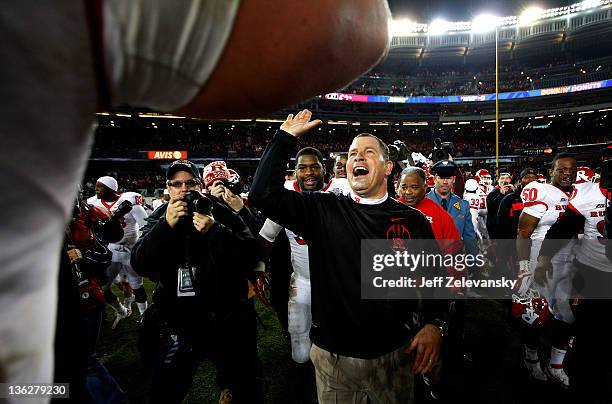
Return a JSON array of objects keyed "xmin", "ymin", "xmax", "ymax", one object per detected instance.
[
  {"xmin": 428, "ymin": 19, "xmax": 449, "ymax": 35},
  {"xmin": 389, "ymin": 19, "xmax": 418, "ymax": 36},
  {"xmin": 519, "ymin": 7, "xmax": 544, "ymax": 26},
  {"xmin": 471, "ymin": 14, "xmax": 500, "ymax": 33},
  {"xmin": 472, "ymin": 13, "xmax": 501, "ymax": 173}
]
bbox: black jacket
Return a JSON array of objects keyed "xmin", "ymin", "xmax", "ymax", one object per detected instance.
[
  {"xmin": 249, "ymin": 130, "xmax": 446, "ymax": 359},
  {"xmin": 486, "ymin": 187, "xmax": 506, "ymax": 239},
  {"xmin": 131, "ymin": 204, "xmax": 259, "ymax": 334},
  {"xmin": 496, "ymin": 189, "xmax": 524, "ymax": 239}
]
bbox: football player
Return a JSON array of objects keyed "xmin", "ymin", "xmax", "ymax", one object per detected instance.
[
  {"xmin": 88, "ymin": 177, "xmax": 149, "ymax": 328},
  {"xmin": 464, "ymin": 179, "xmax": 485, "ymax": 241},
  {"xmin": 536, "ymin": 156, "xmax": 611, "ymax": 397},
  {"xmin": 260, "ymin": 147, "xmax": 350, "ymax": 364},
  {"xmin": 333, "ymin": 153, "xmax": 348, "ymax": 179},
  {"xmin": 515, "ymin": 153, "xmax": 577, "ymax": 386},
  {"xmin": 475, "ymin": 168, "xmax": 494, "ymax": 194}
]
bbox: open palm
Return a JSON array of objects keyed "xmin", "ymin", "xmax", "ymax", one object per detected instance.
[{"xmin": 280, "ymin": 109, "xmax": 322, "ymax": 139}]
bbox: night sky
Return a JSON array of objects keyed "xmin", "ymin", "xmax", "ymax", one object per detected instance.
[{"xmin": 386, "ymin": 0, "xmax": 573, "ymax": 22}]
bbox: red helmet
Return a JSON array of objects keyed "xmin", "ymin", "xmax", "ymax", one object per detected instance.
[
  {"xmin": 575, "ymin": 166, "xmax": 595, "ymax": 184},
  {"xmin": 511, "ymin": 292, "xmax": 552, "ymax": 329},
  {"xmin": 537, "ymin": 174, "xmax": 546, "ymax": 184},
  {"xmin": 423, "ymin": 164, "xmax": 435, "ymax": 187},
  {"xmin": 227, "ymin": 168, "xmax": 240, "ymax": 186},
  {"xmin": 475, "ymin": 169, "xmax": 492, "ymax": 187}
]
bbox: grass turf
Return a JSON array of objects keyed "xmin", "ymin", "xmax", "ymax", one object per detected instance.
[{"xmin": 98, "ymin": 281, "xmax": 572, "ymax": 403}]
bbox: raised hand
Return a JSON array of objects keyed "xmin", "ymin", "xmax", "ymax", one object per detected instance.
[{"xmin": 280, "ymin": 109, "xmax": 322, "ymax": 139}]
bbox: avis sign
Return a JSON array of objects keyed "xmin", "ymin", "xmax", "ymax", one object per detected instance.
[{"xmin": 147, "ymin": 151, "xmax": 187, "ymax": 160}]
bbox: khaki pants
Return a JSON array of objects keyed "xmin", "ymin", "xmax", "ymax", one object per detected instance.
[{"xmin": 310, "ymin": 343, "xmax": 414, "ymax": 404}]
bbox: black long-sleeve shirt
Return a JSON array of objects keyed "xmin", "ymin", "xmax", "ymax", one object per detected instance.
[
  {"xmin": 496, "ymin": 190, "xmax": 524, "ymax": 239},
  {"xmin": 486, "ymin": 187, "xmax": 506, "ymax": 239},
  {"xmin": 249, "ymin": 130, "xmax": 445, "ymax": 359}
]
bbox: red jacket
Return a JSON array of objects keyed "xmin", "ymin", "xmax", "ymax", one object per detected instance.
[{"xmin": 399, "ymin": 196, "xmax": 462, "ymax": 252}]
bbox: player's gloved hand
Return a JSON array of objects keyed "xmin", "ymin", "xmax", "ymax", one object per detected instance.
[
  {"xmin": 252, "ymin": 265, "xmax": 270, "ymax": 306},
  {"xmin": 514, "ymin": 260, "xmax": 533, "ymax": 297},
  {"xmin": 534, "ymin": 256, "xmax": 552, "ymax": 287},
  {"xmin": 115, "ymin": 200, "xmax": 133, "ymax": 218}
]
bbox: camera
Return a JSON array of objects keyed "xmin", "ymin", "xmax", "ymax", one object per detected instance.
[
  {"xmin": 431, "ymin": 138, "xmax": 453, "ymax": 163},
  {"xmin": 183, "ymin": 190, "xmax": 213, "ymax": 216},
  {"xmin": 388, "ymin": 140, "xmax": 409, "ymax": 162}
]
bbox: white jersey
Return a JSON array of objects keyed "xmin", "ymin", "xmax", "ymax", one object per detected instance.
[
  {"xmin": 568, "ymin": 182, "xmax": 612, "ymax": 272},
  {"xmin": 152, "ymin": 198, "xmax": 166, "ymax": 211},
  {"xmin": 521, "ymin": 182, "xmax": 575, "ymax": 260},
  {"xmin": 88, "ymin": 192, "xmax": 148, "ymax": 248},
  {"xmin": 463, "ymin": 191, "xmax": 483, "ymax": 239},
  {"xmin": 464, "ymin": 187, "xmax": 488, "ymax": 239},
  {"xmin": 259, "ymin": 178, "xmax": 351, "ymax": 279}
]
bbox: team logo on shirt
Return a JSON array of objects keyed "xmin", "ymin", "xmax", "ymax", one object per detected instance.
[{"xmin": 386, "ymin": 218, "xmax": 412, "ymax": 251}]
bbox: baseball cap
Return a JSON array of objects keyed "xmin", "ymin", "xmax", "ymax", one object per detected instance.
[
  {"xmin": 519, "ymin": 167, "xmax": 537, "ymax": 179},
  {"xmin": 166, "ymin": 160, "xmax": 201, "ymax": 180},
  {"xmin": 430, "ymin": 160, "xmax": 458, "ymax": 177},
  {"xmin": 96, "ymin": 176, "xmax": 118, "ymax": 192}
]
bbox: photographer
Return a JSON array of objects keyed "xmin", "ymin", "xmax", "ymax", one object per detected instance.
[
  {"xmin": 486, "ymin": 172, "xmax": 514, "ymax": 239},
  {"xmin": 131, "ymin": 160, "xmax": 263, "ymax": 404}
]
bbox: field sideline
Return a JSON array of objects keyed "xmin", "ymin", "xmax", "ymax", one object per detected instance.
[{"xmin": 98, "ymin": 281, "xmax": 572, "ymax": 403}]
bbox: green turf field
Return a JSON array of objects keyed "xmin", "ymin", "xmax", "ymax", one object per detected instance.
[
  {"xmin": 98, "ymin": 281, "xmax": 572, "ymax": 403},
  {"xmin": 98, "ymin": 280, "xmax": 298, "ymax": 404}
]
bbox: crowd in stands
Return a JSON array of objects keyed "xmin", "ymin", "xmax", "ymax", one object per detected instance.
[
  {"xmin": 88, "ymin": 112, "xmax": 609, "ymax": 196},
  {"xmin": 343, "ymin": 58, "xmax": 612, "ymax": 97}
]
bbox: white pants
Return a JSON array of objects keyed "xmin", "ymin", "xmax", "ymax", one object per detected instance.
[
  {"xmin": 288, "ymin": 274, "xmax": 312, "ymax": 363},
  {"xmin": 106, "ymin": 245, "xmax": 143, "ymax": 290},
  {"xmin": 531, "ymin": 240, "xmax": 577, "ymax": 324}
]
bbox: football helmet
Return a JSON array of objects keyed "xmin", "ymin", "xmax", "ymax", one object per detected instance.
[
  {"xmin": 511, "ymin": 292, "xmax": 552, "ymax": 329},
  {"xmin": 575, "ymin": 166, "xmax": 595, "ymax": 184},
  {"xmin": 227, "ymin": 168, "xmax": 242, "ymax": 194},
  {"xmin": 475, "ymin": 169, "xmax": 492, "ymax": 187}
]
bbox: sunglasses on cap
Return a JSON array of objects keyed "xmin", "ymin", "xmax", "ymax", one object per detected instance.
[{"xmin": 166, "ymin": 179, "xmax": 201, "ymax": 188}]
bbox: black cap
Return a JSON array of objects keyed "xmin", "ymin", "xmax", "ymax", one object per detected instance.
[
  {"xmin": 430, "ymin": 160, "xmax": 458, "ymax": 177},
  {"xmin": 519, "ymin": 167, "xmax": 537, "ymax": 179},
  {"xmin": 166, "ymin": 160, "xmax": 201, "ymax": 180}
]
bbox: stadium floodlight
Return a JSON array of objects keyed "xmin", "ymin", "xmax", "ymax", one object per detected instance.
[
  {"xmin": 519, "ymin": 7, "xmax": 544, "ymax": 26},
  {"xmin": 471, "ymin": 14, "xmax": 500, "ymax": 33},
  {"xmin": 581, "ymin": 0, "xmax": 602, "ymax": 9},
  {"xmin": 389, "ymin": 19, "xmax": 418, "ymax": 36},
  {"xmin": 428, "ymin": 19, "xmax": 449, "ymax": 35}
]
